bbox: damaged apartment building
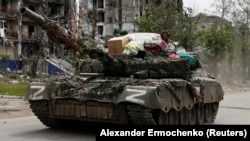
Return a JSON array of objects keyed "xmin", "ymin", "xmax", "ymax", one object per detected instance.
[
  {"xmin": 0, "ymin": 0, "xmax": 69, "ymax": 73},
  {"xmin": 0, "ymin": 0, "xmax": 182, "ymax": 74}
]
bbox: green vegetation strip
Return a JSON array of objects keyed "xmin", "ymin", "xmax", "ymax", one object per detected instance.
[{"xmin": 0, "ymin": 80, "xmax": 29, "ymax": 96}]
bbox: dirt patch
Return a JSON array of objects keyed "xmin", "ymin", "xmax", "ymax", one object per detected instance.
[{"xmin": 0, "ymin": 95, "xmax": 34, "ymax": 119}]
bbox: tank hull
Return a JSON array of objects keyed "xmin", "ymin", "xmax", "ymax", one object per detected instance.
[{"xmin": 26, "ymin": 76, "xmax": 224, "ymax": 127}]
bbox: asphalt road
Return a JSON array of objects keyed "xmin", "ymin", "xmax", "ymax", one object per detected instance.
[
  {"xmin": 214, "ymin": 90, "xmax": 250, "ymax": 124},
  {"xmin": 0, "ymin": 116, "xmax": 95, "ymax": 141}
]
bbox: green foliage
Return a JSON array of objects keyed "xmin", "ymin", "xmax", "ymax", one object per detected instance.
[
  {"xmin": 0, "ymin": 54, "xmax": 10, "ymax": 61},
  {"xmin": 198, "ymin": 24, "xmax": 233, "ymax": 59},
  {"xmin": 62, "ymin": 34, "xmax": 95, "ymax": 69},
  {"xmin": 134, "ymin": 0, "xmax": 197, "ymax": 50},
  {"xmin": 134, "ymin": 2, "xmax": 166, "ymax": 33},
  {"xmin": 0, "ymin": 82, "xmax": 28, "ymax": 96},
  {"xmin": 0, "ymin": 75, "xmax": 29, "ymax": 96},
  {"xmin": 83, "ymin": 34, "xmax": 96, "ymax": 46}
]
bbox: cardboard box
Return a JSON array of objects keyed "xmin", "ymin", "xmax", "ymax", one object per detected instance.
[{"xmin": 107, "ymin": 35, "xmax": 130, "ymax": 55}]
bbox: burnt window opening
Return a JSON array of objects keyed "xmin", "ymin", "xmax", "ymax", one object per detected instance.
[
  {"xmin": 64, "ymin": 4, "xmax": 69, "ymax": 18},
  {"xmin": 28, "ymin": 25, "xmax": 35, "ymax": 38},
  {"xmin": 97, "ymin": 0, "xmax": 104, "ymax": 8},
  {"xmin": 48, "ymin": 3, "xmax": 58, "ymax": 16},
  {"xmin": 139, "ymin": 5, "xmax": 143, "ymax": 16},
  {"xmin": 97, "ymin": 11, "xmax": 104, "ymax": 22},
  {"xmin": 97, "ymin": 26, "xmax": 103, "ymax": 35},
  {"xmin": 50, "ymin": 7, "xmax": 58, "ymax": 16},
  {"xmin": 1, "ymin": 0, "xmax": 7, "ymax": 13}
]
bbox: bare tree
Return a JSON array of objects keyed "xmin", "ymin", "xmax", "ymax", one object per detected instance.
[{"xmin": 212, "ymin": 0, "xmax": 235, "ymax": 20}]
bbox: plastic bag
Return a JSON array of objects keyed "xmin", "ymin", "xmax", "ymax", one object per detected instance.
[
  {"xmin": 176, "ymin": 48, "xmax": 196, "ymax": 65},
  {"xmin": 123, "ymin": 41, "xmax": 144, "ymax": 55}
]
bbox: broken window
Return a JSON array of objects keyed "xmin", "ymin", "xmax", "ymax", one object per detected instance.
[
  {"xmin": 1, "ymin": 0, "xmax": 7, "ymax": 13},
  {"xmin": 97, "ymin": 25, "xmax": 103, "ymax": 35},
  {"xmin": 48, "ymin": 3, "xmax": 58, "ymax": 16},
  {"xmin": 50, "ymin": 7, "xmax": 58, "ymax": 16},
  {"xmin": 139, "ymin": 5, "xmax": 143, "ymax": 16},
  {"xmin": 28, "ymin": 25, "xmax": 34, "ymax": 38},
  {"xmin": 97, "ymin": 11, "xmax": 104, "ymax": 22},
  {"xmin": 97, "ymin": 0, "xmax": 104, "ymax": 8}
]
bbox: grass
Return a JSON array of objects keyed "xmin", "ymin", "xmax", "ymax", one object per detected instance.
[{"xmin": 0, "ymin": 74, "xmax": 30, "ymax": 96}]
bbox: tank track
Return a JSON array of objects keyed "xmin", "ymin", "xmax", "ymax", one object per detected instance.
[
  {"xmin": 29, "ymin": 100, "xmax": 66, "ymax": 128},
  {"xmin": 126, "ymin": 102, "xmax": 220, "ymax": 125},
  {"xmin": 30, "ymin": 100, "xmax": 219, "ymax": 126}
]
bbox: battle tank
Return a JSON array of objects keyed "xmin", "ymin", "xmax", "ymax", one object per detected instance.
[{"xmin": 21, "ymin": 7, "xmax": 224, "ymax": 127}]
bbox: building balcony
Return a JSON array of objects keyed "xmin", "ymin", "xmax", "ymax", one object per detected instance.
[
  {"xmin": 23, "ymin": 32, "xmax": 44, "ymax": 42},
  {"xmin": 0, "ymin": 8, "xmax": 19, "ymax": 20}
]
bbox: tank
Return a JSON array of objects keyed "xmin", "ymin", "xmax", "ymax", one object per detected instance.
[{"xmin": 20, "ymin": 7, "xmax": 224, "ymax": 127}]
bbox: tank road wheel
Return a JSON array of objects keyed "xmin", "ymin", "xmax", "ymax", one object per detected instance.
[
  {"xmin": 196, "ymin": 104, "xmax": 205, "ymax": 124},
  {"xmin": 168, "ymin": 109, "xmax": 178, "ymax": 125},
  {"xmin": 179, "ymin": 108, "xmax": 189, "ymax": 125},
  {"xmin": 158, "ymin": 111, "xmax": 169, "ymax": 125},
  {"xmin": 205, "ymin": 103, "xmax": 213, "ymax": 124},
  {"xmin": 188, "ymin": 107, "xmax": 196, "ymax": 125},
  {"xmin": 126, "ymin": 104, "xmax": 156, "ymax": 125},
  {"xmin": 212, "ymin": 102, "xmax": 219, "ymax": 122}
]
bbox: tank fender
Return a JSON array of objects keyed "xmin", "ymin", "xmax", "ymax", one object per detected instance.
[
  {"xmin": 25, "ymin": 82, "xmax": 50, "ymax": 100},
  {"xmin": 191, "ymin": 77, "xmax": 224, "ymax": 103},
  {"xmin": 116, "ymin": 83, "xmax": 195, "ymax": 112}
]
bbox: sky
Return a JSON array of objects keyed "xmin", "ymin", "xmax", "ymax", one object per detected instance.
[{"xmin": 182, "ymin": 0, "xmax": 215, "ymax": 15}]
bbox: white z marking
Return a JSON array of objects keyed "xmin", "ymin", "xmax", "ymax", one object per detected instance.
[
  {"xmin": 30, "ymin": 85, "xmax": 45, "ymax": 97},
  {"xmin": 125, "ymin": 89, "xmax": 146, "ymax": 104}
]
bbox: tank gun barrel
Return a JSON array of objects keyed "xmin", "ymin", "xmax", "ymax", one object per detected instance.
[
  {"xmin": 20, "ymin": 7, "xmax": 86, "ymax": 55},
  {"xmin": 20, "ymin": 7, "xmax": 46, "ymax": 25},
  {"xmin": 20, "ymin": 7, "xmax": 118, "ymax": 66}
]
